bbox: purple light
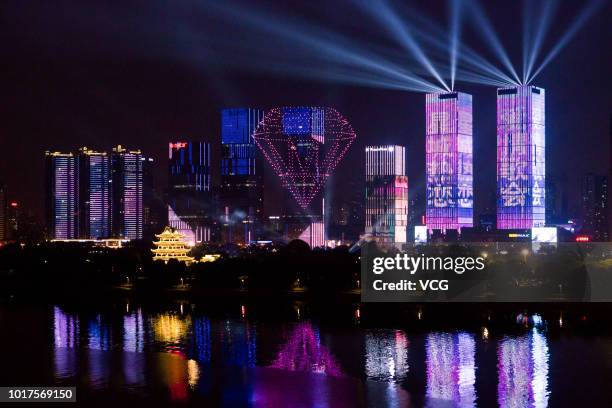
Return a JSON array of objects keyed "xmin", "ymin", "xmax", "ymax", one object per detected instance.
[
  {"xmin": 497, "ymin": 330, "xmax": 549, "ymax": 407},
  {"xmin": 270, "ymin": 322, "xmax": 343, "ymax": 377},
  {"xmin": 426, "ymin": 332, "xmax": 476, "ymax": 405},
  {"xmin": 425, "ymin": 92, "xmax": 473, "ymax": 232},
  {"xmin": 253, "ymin": 107, "xmax": 355, "ymax": 210},
  {"xmin": 497, "ymin": 86, "xmax": 545, "ymax": 229}
]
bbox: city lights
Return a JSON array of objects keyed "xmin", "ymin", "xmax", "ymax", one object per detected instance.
[
  {"xmin": 253, "ymin": 107, "xmax": 356, "ymax": 210},
  {"xmin": 425, "ymin": 92, "xmax": 473, "ymax": 232},
  {"xmin": 496, "ymin": 86, "xmax": 546, "ymax": 229}
]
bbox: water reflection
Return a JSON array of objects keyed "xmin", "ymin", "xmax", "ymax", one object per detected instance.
[
  {"xmin": 365, "ymin": 330, "xmax": 409, "ymax": 382},
  {"xmin": 53, "ymin": 306, "xmax": 79, "ymax": 379},
  {"xmin": 49, "ymin": 305, "xmax": 558, "ymax": 406},
  {"xmin": 498, "ymin": 329, "xmax": 550, "ymax": 407},
  {"xmin": 425, "ymin": 332, "xmax": 476, "ymax": 406},
  {"xmin": 270, "ymin": 322, "xmax": 343, "ymax": 377},
  {"xmin": 222, "ymin": 319, "xmax": 257, "ymax": 367},
  {"xmin": 152, "ymin": 314, "xmax": 190, "ymax": 353}
]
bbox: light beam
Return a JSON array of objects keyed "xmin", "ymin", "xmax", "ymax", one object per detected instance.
[{"xmin": 528, "ymin": 0, "xmax": 605, "ymax": 83}]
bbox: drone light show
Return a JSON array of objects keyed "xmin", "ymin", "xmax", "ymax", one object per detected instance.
[{"xmin": 253, "ymin": 107, "xmax": 356, "ymax": 210}]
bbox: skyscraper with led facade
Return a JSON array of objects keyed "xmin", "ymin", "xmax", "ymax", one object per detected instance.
[
  {"xmin": 78, "ymin": 147, "xmax": 111, "ymax": 239},
  {"xmin": 425, "ymin": 92, "xmax": 473, "ymax": 232},
  {"xmin": 220, "ymin": 108, "xmax": 265, "ymax": 244},
  {"xmin": 365, "ymin": 145, "xmax": 408, "ymax": 244},
  {"xmin": 45, "ymin": 151, "xmax": 79, "ymax": 239},
  {"xmin": 168, "ymin": 141, "xmax": 213, "ymax": 245},
  {"xmin": 496, "ymin": 86, "xmax": 545, "ymax": 229},
  {"xmin": 111, "ymin": 145, "xmax": 144, "ymax": 240}
]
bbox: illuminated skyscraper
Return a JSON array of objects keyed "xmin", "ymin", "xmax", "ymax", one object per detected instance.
[
  {"xmin": 45, "ymin": 151, "xmax": 79, "ymax": 239},
  {"xmin": 220, "ymin": 108, "xmax": 265, "ymax": 244},
  {"xmin": 78, "ymin": 147, "xmax": 111, "ymax": 239},
  {"xmin": 425, "ymin": 92, "xmax": 473, "ymax": 232},
  {"xmin": 365, "ymin": 145, "xmax": 408, "ymax": 244},
  {"xmin": 581, "ymin": 173, "xmax": 608, "ymax": 241},
  {"xmin": 111, "ymin": 145, "xmax": 144, "ymax": 240},
  {"xmin": 168, "ymin": 141, "xmax": 213, "ymax": 245},
  {"xmin": 496, "ymin": 86, "xmax": 545, "ymax": 229}
]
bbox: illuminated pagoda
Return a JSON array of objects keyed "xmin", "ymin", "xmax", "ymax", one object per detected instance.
[{"xmin": 152, "ymin": 226, "xmax": 195, "ymax": 264}]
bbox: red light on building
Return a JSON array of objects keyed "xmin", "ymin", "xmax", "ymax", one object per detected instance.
[
  {"xmin": 575, "ymin": 235, "xmax": 590, "ymax": 242},
  {"xmin": 10, "ymin": 202, "xmax": 18, "ymax": 207},
  {"xmin": 169, "ymin": 142, "xmax": 187, "ymax": 149}
]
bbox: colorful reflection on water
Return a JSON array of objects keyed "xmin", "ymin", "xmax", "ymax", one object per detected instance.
[
  {"xmin": 426, "ymin": 332, "xmax": 476, "ymax": 406},
  {"xmin": 270, "ymin": 322, "xmax": 342, "ymax": 376},
  {"xmin": 498, "ymin": 329, "xmax": 550, "ymax": 408},
  {"xmin": 365, "ymin": 330, "xmax": 409, "ymax": 381},
  {"xmin": 51, "ymin": 305, "xmax": 558, "ymax": 406}
]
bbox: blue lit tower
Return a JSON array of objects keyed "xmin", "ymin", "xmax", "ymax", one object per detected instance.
[
  {"xmin": 78, "ymin": 147, "xmax": 111, "ymax": 239},
  {"xmin": 111, "ymin": 145, "xmax": 144, "ymax": 240},
  {"xmin": 425, "ymin": 92, "xmax": 474, "ymax": 233},
  {"xmin": 220, "ymin": 108, "xmax": 265, "ymax": 244},
  {"xmin": 496, "ymin": 86, "xmax": 545, "ymax": 229},
  {"xmin": 168, "ymin": 141, "xmax": 213, "ymax": 245},
  {"xmin": 45, "ymin": 151, "xmax": 79, "ymax": 239}
]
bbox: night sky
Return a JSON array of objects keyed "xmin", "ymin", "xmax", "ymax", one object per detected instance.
[{"xmin": 1, "ymin": 0, "xmax": 610, "ymax": 221}]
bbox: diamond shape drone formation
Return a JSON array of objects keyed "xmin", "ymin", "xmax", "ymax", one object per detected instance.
[{"xmin": 253, "ymin": 107, "xmax": 356, "ymax": 210}]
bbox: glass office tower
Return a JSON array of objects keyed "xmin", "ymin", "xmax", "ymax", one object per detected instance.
[
  {"xmin": 220, "ymin": 108, "xmax": 265, "ymax": 244},
  {"xmin": 496, "ymin": 86, "xmax": 545, "ymax": 229},
  {"xmin": 425, "ymin": 92, "xmax": 473, "ymax": 232},
  {"xmin": 365, "ymin": 145, "xmax": 408, "ymax": 244},
  {"xmin": 45, "ymin": 151, "xmax": 79, "ymax": 239}
]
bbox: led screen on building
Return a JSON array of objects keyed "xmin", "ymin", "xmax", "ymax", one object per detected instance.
[
  {"xmin": 497, "ymin": 86, "xmax": 545, "ymax": 229},
  {"xmin": 425, "ymin": 92, "xmax": 473, "ymax": 231}
]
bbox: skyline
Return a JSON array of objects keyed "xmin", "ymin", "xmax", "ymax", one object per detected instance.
[{"xmin": 0, "ymin": 0, "xmax": 610, "ymax": 222}]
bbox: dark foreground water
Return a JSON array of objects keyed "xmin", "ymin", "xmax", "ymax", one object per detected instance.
[{"xmin": 1, "ymin": 298, "xmax": 612, "ymax": 407}]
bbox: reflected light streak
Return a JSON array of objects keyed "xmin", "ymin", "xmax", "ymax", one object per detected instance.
[
  {"xmin": 123, "ymin": 309, "xmax": 144, "ymax": 352},
  {"xmin": 365, "ymin": 330, "xmax": 409, "ymax": 382},
  {"xmin": 54, "ymin": 307, "xmax": 79, "ymax": 380},
  {"xmin": 528, "ymin": 0, "xmax": 605, "ymax": 83},
  {"xmin": 270, "ymin": 322, "xmax": 343, "ymax": 377},
  {"xmin": 466, "ymin": 0, "xmax": 521, "ymax": 84},
  {"xmin": 497, "ymin": 330, "xmax": 550, "ymax": 407},
  {"xmin": 153, "ymin": 313, "xmax": 191, "ymax": 346},
  {"xmin": 425, "ymin": 332, "xmax": 476, "ymax": 406}
]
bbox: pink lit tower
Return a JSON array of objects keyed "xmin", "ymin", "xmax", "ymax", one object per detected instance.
[
  {"xmin": 496, "ymin": 86, "xmax": 545, "ymax": 229},
  {"xmin": 425, "ymin": 92, "xmax": 474, "ymax": 234}
]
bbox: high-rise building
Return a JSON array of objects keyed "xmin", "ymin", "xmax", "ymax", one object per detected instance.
[
  {"xmin": 425, "ymin": 92, "xmax": 473, "ymax": 232},
  {"xmin": 365, "ymin": 145, "xmax": 408, "ymax": 244},
  {"xmin": 111, "ymin": 145, "xmax": 144, "ymax": 240},
  {"xmin": 78, "ymin": 147, "xmax": 111, "ymax": 239},
  {"xmin": 0, "ymin": 184, "xmax": 6, "ymax": 241},
  {"xmin": 496, "ymin": 85, "xmax": 545, "ymax": 229},
  {"xmin": 45, "ymin": 151, "xmax": 79, "ymax": 239},
  {"xmin": 220, "ymin": 108, "xmax": 265, "ymax": 244},
  {"xmin": 581, "ymin": 173, "xmax": 609, "ymax": 241},
  {"xmin": 168, "ymin": 141, "xmax": 213, "ymax": 245},
  {"xmin": 142, "ymin": 155, "xmax": 164, "ymax": 240}
]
